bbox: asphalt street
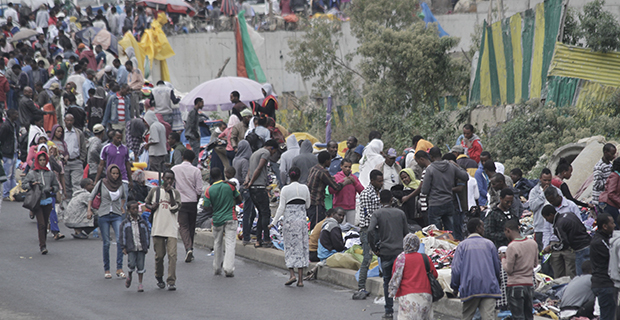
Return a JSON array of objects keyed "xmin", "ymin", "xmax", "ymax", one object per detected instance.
[{"xmin": 0, "ymin": 200, "xmax": 394, "ymax": 320}]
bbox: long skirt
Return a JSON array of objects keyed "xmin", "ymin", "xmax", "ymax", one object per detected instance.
[
  {"xmin": 282, "ymin": 203, "xmax": 309, "ymax": 269},
  {"xmin": 397, "ymin": 293, "xmax": 433, "ymax": 320}
]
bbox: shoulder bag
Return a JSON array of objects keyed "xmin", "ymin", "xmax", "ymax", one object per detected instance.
[
  {"xmin": 422, "ymin": 254, "xmax": 444, "ymax": 302},
  {"xmin": 148, "ymin": 187, "xmax": 160, "ymax": 224},
  {"xmin": 91, "ymin": 181, "xmax": 103, "ymax": 210},
  {"xmin": 23, "ymin": 183, "xmax": 42, "ymax": 211}
]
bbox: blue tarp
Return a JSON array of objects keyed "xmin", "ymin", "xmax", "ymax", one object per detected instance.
[{"xmin": 421, "ymin": 3, "xmax": 449, "ymax": 37}]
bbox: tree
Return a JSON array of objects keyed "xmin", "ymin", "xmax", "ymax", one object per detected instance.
[
  {"xmin": 579, "ymin": 0, "xmax": 620, "ymax": 52},
  {"xmin": 285, "ymin": 0, "xmax": 469, "ymax": 150}
]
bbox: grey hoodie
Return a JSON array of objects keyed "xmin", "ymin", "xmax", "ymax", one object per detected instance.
[
  {"xmin": 291, "ymin": 140, "xmax": 318, "ymax": 184},
  {"xmin": 233, "ymin": 140, "xmax": 252, "ymax": 184},
  {"xmin": 421, "ymin": 160, "xmax": 469, "ymax": 206},
  {"xmin": 280, "ymin": 135, "xmax": 300, "ymax": 185}
]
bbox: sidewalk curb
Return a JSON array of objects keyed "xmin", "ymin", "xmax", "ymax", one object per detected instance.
[{"xmin": 194, "ymin": 230, "xmax": 463, "ymax": 318}]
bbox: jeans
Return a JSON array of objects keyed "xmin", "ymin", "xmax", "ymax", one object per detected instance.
[
  {"xmin": 358, "ymin": 228, "xmax": 372, "ymax": 290},
  {"xmin": 249, "ymin": 187, "xmax": 271, "ymax": 243},
  {"xmin": 127, "ymin": 251, "xmax": 146, "ymax": 273},
  {"xmin": 49, "ymin": 196, "xmax": 59, "ymax": 233},
  {"xmin": 428, "ymin": 202, "xmax": 454, "ymax": 231},
  {"xmin": 380, "ymin": 254, "xmax": 397, "ymax": 314},
  {"xmin": 592, "ymin": 287, "xmax": 618, "ymax": 320},
  {"xmin": 2, "ymin": 155, "xmax": 16, "ymax": 198},
  {"xmin": 241, "ymin": 188, "xmax": 256, "ymax": 241},
  {"xmin": 99, "ymin": 213, "xmax": 124, "ymax": 272},
  {"xmin": 189, "ymin": 138, "xmax": 200, "ymax": 166},
  {"xmin": 453, "ymin": 210, "xmax": 464, "ymax": 240},
  {"xmin": 213, "ymin": 220, "xmax": 236, "ymax": 275},
  {"xmin": 507, "ymin": 286, "xmax": 534, "ymax": 320},
  {"xmin": 575, "ymin": 246, "xmax": 590, "ymax": 276}
]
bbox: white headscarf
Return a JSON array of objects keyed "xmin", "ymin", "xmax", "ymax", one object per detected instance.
[{"xmin": 359, "ymin": 139, "xmax": 384, "ymax": 187}]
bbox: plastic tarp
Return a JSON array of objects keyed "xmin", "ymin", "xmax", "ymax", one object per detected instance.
[{"xmin": 421, "ymin": 3, "xmax": 449, "ymax": 37}]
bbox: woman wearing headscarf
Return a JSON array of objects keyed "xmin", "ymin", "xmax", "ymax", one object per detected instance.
[
  {"xmin": 88, "ymin": 164, "xmax": 127, "ymax": 279},
  {"xmin": 22, "ymin": 151, "xmax": 61, "ymax": 254},
  {"xmin": 392, "ymin": 168, "xmax": 424, "ymax": 227},
  {"xmin": 270, "ymin": 167, "xmax": 311, "ymax": 287},
  {"xmin": 44, "ymin": 142, "xmax": 67, "ymax": 239},
  {"xmin": 359, "ymin": 139, "xmax": 384, "ymax": 187},
  {"xmin": 255, "ymin": 83, "xmax": 277, "ymax": 122},
  {"xmin": 388, "ymin": 234, "xmax": 437, "ymax": 320},
  {"xmin": 49, "ymin": 124, "xmax": 69, "ymax": 162}
]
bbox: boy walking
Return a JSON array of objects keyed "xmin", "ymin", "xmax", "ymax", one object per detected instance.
[
  {"xmin": 146, "ymin": 170, "xmax": 182, "ymax": 291},
  {"xmin": 120, "ymin": 201, "xmax": 150, "ymax": 292}
]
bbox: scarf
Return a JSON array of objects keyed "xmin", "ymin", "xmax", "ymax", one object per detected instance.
[
  {"xmin": 400, "ymin": 168, "xmax": 421, "ymax": 190},
  {"xmin": 49, "ymin": 124, "xmax": 70, "ymax": 159},
  {"xmin": 103, "ymin": 164, "xmax": 123, "ymax": 192},
  {"xmin": 388, "ymin": 233, "xmax": 420, "ymax": 298},
  {"xmin": 33, "ymin": 150, "xmax": 50, "ymax": 171}
]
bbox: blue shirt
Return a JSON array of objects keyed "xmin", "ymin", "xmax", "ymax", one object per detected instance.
[
  {"xmin": 83, "ymin": 79, "xmax": 96, "ymax": 101},
  {"xmin": 116, "ymin": 66, "xmax": 128, "ymax": 85},
  {"xmin": 475, "ymin": 164, "xmax": 488, "ymax": 206},
  {"xmin": 450, "ymin": 234, "xmax": 501, "ymax": 301},
  {"xmin": 328, "ymin": 155, "xmax": 342, "ymax": 176}
]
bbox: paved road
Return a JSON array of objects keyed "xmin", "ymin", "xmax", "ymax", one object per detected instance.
[{"xmin": 0, "ymin": 200, "xmax": 395, "ymax": 320}]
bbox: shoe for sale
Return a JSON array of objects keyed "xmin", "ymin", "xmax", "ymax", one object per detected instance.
[
  {"xmin": 156, "ymin": 277, "xmax": 166, "ymax": 289},
  {"xmin": 185, "ymin": 250, "xmax": 194, "ymax": 263},
  {"xmin": 352, "ymin": 289, "xmax": 370, "ymax": 300}
]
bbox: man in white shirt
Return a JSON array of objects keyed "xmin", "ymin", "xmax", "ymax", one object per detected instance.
[
  {"xmin": 63, "ymin": 114, "xmax": 87, "ymax": 200},
  {"xmin": 375, "ymin": 148, "xmax": 401, "ymax": 190},
  {"xmin": 4, "ymin": 3, "xmax": 18, "ymax": 22}
]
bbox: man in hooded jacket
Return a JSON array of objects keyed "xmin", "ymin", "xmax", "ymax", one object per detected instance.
[
  {"xmin": 233, "ymin": 140, "xmax": 256, "ymax": 245},
  {"xmin": 144, "ymin": 111, "xmax": 167, "ymax": 172},
  {"xmin": 292, "ymin": 139, "xmax": 317, "ymax": 185},
  {"xmin": 280, "ymin": 135, "xmax": 300, "ymax": 185}
]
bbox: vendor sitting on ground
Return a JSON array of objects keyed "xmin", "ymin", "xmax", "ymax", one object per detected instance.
[
  {"xmin": 63, "ymin": 178, "xmax": 96, "ymax": 239},
  {"xmin": 558, "ymin": 260, "xmax": 595, "ymax": 319},
  {"xmin": 317, "ymin": 207, "xmax": 346, "ymax": 261},
  {"xmin": 309, "ymin": 208, "xmax": 332, "ymax": 263}
]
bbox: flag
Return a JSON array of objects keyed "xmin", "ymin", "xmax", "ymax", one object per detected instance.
[
  {"xmin": 234, "ymin": 17, "xmax": 248, "ymax": 78},
  {"xmin": 236, "ymin": 10, "xmax": 266, "ymax": 82}
]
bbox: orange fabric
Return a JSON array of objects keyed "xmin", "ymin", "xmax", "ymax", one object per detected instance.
[
  {"xmin": 43, "ymin": 103, "xmax": 57, "ymax": 133},
  {"xmin": 263, "ymin": 95, "xmax": 278, "ymax": 110},
  {"xmin": 234, "ymin": 17, "xmax": 248, "ymax": 78}
]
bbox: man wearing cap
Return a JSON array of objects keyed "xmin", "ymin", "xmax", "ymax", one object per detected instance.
[
  {"xmin": 101, "ymin": 65, "xmax": 116, "ymax": 88},
  {"xmin": 87, "ymin": 124, "xmax": 105, "ymax": 180},
  {"xmin": 230, "ymin": 108, "xmax": 252, "ymax": 151},
  {"xmin": 375, "ymin": 148, "xmax": 402, "ymax": 191},
  {"xmin": 82, "ymin": 69, "xmax": 97, "ymax": 102},
  {"xmin": 453, "ymin": 145, "xmax": 479, "ymax": 177}
]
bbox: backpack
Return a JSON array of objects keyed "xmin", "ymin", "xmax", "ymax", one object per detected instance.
[{"xmin": 245, "ymin": 129, "xmax": 265, "ymax": 152}]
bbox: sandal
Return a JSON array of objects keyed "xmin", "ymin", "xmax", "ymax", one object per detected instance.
[
  {"xmin": 116, "ymin": 270, "xmax": 126, "ymax": 279},
  {"xmin": 285, "ymin": 277, "xmax": 297, "ymax": 286},
  {"xmin": 54, "ymin": 233, "xmax": 65, "ymax": 240},
  {"xmin": 254, "ymin": 242, "xmax": 263, "ymax": 248},
  {"xmin": 296, "ymin": 282, "xmax": 304, "ymax": 287},
  {"xmin": 104, "ymin": 272, "xmax": 112, "ymax": 279},
  {"xmin": 29, "ymin": 211, "xmax": 34, "ymax": 219}
]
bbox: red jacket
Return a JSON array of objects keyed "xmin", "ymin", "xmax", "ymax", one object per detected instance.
[
  {"xmin": 394, "ymin": 252, "xmax": 438, "ymax": 297},
  {"xmin": 0, "ymin": 74, "xmax": 9, "ymax": 102},
  {"xmin": 600, "ymin": 172, "xmax": 620, "ymax": 208}
]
